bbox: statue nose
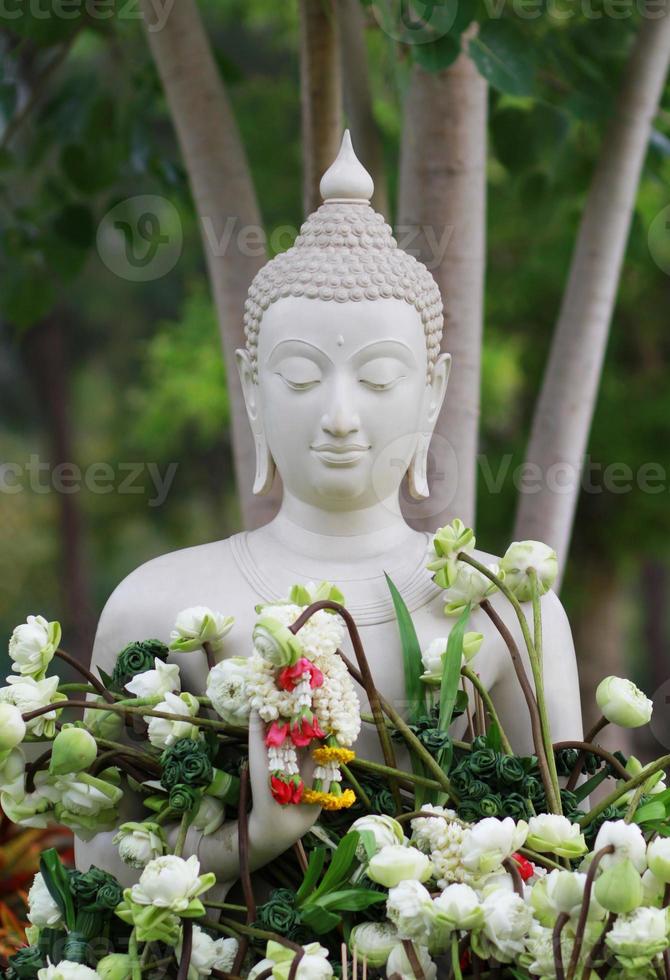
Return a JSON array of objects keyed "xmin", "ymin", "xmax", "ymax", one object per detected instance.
[{"xmin": 321, "ymin": 392, "xmax": 361, "ymax": 437}]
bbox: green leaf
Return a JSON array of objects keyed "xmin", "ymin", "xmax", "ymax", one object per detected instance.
[
  {"xmin": 97, "ymin": 667, "xmax": 114, "ymax": 689},
  {"xmin": 356, "ymin": 830, "xmax": 378, "ymax": 861},
  {"xmin": 412, "ymin": 33, "xmax": 461, "ymax": 72},
  {"xmin": 486, "ymin": 720, "xmax": 502, "ymax": 753},
  {"xmin": 300, "ymin": 904, "xmax": 342, "ymax": 934},
  {"xmin": 386, "ymin": 573, "xmax": 425, "ymax": 724},
  {"xmin": 310, "ymin": 832, "xmax": 359, "ymax": 900},
  {"xmin": 296, "ymin": 847, "xmax": 326, "ymax": 904},
  {"xmin": 316, "ymin": 888, "xmax": 386, "ymax": 912},
  {"xmin": 469, "ymin": 21, "xmax": 535, "ymax": 96},
  {"xmin": 39, "ymin": 848, "xmax": 75, "ymax": 931},
  {"xmin": 633, "ymin": 800, "xmax": 668, "ymax": 825},
  {"xmin": 438, "ymin": 605, "xmax": 471, "ymax": 733}
]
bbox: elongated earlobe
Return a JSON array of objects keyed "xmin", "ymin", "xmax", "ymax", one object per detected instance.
[
  {"xmin": 407, "ymin": 433, "xmax": 430, "ymax": 500},
  {"xmin": 236, "ymin": 349, "xmax": 276, "ymax": 496}
]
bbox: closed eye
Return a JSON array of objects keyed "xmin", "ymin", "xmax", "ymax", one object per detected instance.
[
  {"xmin": 278, "ymin": 376, "xmax": 320, "ymax": 391},
  {"xmin": 359, "ymin": 375, "xmax": 406, "ymax": 391}
]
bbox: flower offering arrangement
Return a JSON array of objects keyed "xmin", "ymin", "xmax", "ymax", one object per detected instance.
[{"xmin": 0, "ymin": 521, "xmax": 669, "ymax": 980}]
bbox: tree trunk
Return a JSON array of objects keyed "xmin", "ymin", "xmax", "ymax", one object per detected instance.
[
  {"xmin": 640, "ymin": 558, "xmax": 670, "ymax": 760},
  {"xmin": 514, "ymin": 7, "xmax": 670, "ymax": 580},
  {"xmin": 398, "ymin": 49, "xmax": 487, "ymax": 530},
  {"xmin": 139, "ymin": 0, "xmax": 280, "ymax": 529},
  {"xmin": 336, "ymin": 0, "xmax": 389, "ymax": 215},
  {"xmin": 22, "ymin": 317, "xmax": 95, "ymax": 661},
  {"xmin": 571, "ymin": 564, "xmax": 633, "ymax": 761},
  {"xmin": 299, "ymin": 0, "xmax": 343, "ymax": 217}
]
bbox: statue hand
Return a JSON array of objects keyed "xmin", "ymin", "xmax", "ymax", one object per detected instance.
[{"xmin": 247, "ymin": 711, "xmax": 321, "ymax": 854}]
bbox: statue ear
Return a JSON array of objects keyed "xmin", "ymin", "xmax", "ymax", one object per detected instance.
[
  {"xmin": 236, "ymin": 349, "xmax": 276, "ymax": 496},
  {"xmin": 407, "ymin": 353, "xmax": 451, "ymax": 500}
]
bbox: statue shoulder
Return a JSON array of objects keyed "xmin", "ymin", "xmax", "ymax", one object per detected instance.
[{"xmin": 91, "ymin": 535, "xmax": 246, "ymax": 675}]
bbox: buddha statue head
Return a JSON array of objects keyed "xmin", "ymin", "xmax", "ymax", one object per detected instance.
[{"xmin": 236, "ymin": 132, "xmax": 450, "ymax": 513}]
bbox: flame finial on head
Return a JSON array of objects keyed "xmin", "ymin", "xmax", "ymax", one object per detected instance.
[{"xmin": 319, "ymin": 130, "xmax": 374, "ymax": 203}]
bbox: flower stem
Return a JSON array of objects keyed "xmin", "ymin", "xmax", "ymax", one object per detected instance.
[
  {"xmin": 461, "ymin": 666, "xmax": 513, "ymax": 755},
  {"xmin": 452, "ymin": 934, "xmax": 464, "ymax": 980},
  {"xmin": 580, "ymin": 755, "xmax": 670, "ymax": 826},
  {"xmin": 54, "ymin": 648, "xmax": 115, "ymax": 703},
  {"xmin": 528, "ymin": 570, "xmax": 562, "ymax": 814},
  {"xmin": 173, "ymin": 811, "xmax": 192, "ymax": 857},
  {"xmin": 21, "ymin": 698, "xmax": 235, "ymax": 731},
  {"xmin": 350, "ymin": 756, "xmax": 441, "ymax": 791},
  {"xmin": 341, "ymin": 764, "xmax": 372, "ymax": 809},
  {"xmin": 129, "ymin": 929, "xmax": 142, "ymax": 980}
]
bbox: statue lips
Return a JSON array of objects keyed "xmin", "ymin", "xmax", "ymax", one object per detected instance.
[{"xmin": 310, "ymin": 443, "xmax": 371, "ymax": 466}]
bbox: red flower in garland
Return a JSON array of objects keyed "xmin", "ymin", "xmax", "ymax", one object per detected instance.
[
  {"xmin": 277, "ymin": 657, "xmax": 324, "ymax": 692},
  {"xmin": 511, "ymin": 852, "xmax": 535, "ymax": 881},
  {"xmin": 265, "ymin": 720, "xmax": 290, "ymax": 747},
  {"xmin": 270, "ymin": 774, "xmax": 304, "ymax": 806},
  {"xmin": 290, "ymin": 712, "xmax": 326, "ymax": 747}
]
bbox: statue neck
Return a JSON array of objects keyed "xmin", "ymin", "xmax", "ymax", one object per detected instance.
[{"xmin": 268, "ymin": 489, "xmax": 417, "ymax": 563}]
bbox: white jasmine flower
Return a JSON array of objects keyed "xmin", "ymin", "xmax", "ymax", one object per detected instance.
[
  {"xmin": 38, "ymin": 963, "xmax": 101, "ymax": 979},
  {"xmin": 526, "ymin": 814, "xmax": 587, "ymax": 859},
  {"xmin": 257, "ymin": 603, "xmax": 345, "ymax": 660},
  {"xmin": 170, "ymin": 607, "xmax": 234, "ymax": 654},
  {"xmin": 368, "ymin": 845, "xmax": 432, "ymax": 888},
  {"xmin": 125, "ymin": 658, "xmax": 181, "ymax": 699},
  {"xmin": 113, "ymin": 821, "xmax": 165, "ymax": 869},
  {"xmin": 9, "ymin": 615, "xmax": 61, "ymax": 678},
  {"xmin": 461, "ymin": 817, "xmax": 528, "ymax": 875},
  {"xmin": 596, "ymin": 676, "xmax": 653, "ymax": 728},
  {"xmin": 130, "ymin": 854, "xmax": 215, "ymax": 912},
  {"xmin": 27, "ymin": 872, "xmax": 63, "ymax": 929},
  {"xmin": 146, "ymin": 691, "xmax": 201, "ymax": 749},
  {"xmin": 0, "ymin": 675, "xmax": 63, "ymax": 738},
  {"xmin": 410, "ymin": 805, "xmax": 458, "ymax": 853},
  {"xmin": 593, "ymin": 820, "xmax": 647, "ymax": 872},
  {"xmin": 176, "ymin": 925, "xmax": 239, "ymax": 977},
  {"xmin": 386, "ymin": 880, "xmax": 435, "ymax": 944},
  {"xmin": 0, "ymin": 703, "xmax": 26, "ymax": 750},
  {"xmin": 477, "ymin": 890, "xmax": 534, "ymax": 962},
  {"xmin": 500, "ymin": 540, "xmax": 558, "ymax": 601},
  {"xmin": 433, "ymin": 883, "xmax": 483, "ymax": 931},
  {"xmin": 386, "ymin": 942, "xmax": 437, "ymax": 980},
  {"xmin": 350, "ymin": 814, "xmax": 404, "ymax": 859},
  {"xmin": 442, "ymin": 563, "xmax": 500, "ymax": 617},
  {"xmin": 349, "ymin": 922, "xmax": 399, "ymax": 968},
  {"xmin": 206, "ymin": 657, "xmax": 252, "ymax": 726}
]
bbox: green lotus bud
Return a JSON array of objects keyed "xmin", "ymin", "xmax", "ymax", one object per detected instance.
[
  {"xmin": 596, "ymin": 676, "xmax": 653, "ymax": 728},
  {"xmin": 252, "ymin": 616, "xmax": 303, "ymax": 667},
  {"xmin": 427, "ymin": 519, "xmax": 476, "ymax": 588},
  {"xmin": 49, "ymin": 726, "xmax": 97, "ymax": 776},
  {"xmin": 0, "ymin": 703, "xmax": 26, "ymax": 750},
  {"xmin": 82, "ymin": 700, "xmax": 124, "ymax": 742},
  {"xmin": 526, "ymin": 814, "xmax": 587, "ymax": 860},
  {"xmin": 97, "ymin": 954, "xmax": 132, "ymax": 979},
  {"xmin": 594, "ymin": 858, "xmax": 643, "ymax": 913},
  {"xmin": 647, "ymin": 838, "xmax": 670, "ymax": 884}
]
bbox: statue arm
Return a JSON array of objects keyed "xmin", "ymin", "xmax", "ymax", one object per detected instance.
[
  {"xmin": 75, "ymin": 574, "xmax": 321, "ymax": 890},
  {"xmin": 486, "ymin": 588, "xmax": 584, "ymax": 756}
]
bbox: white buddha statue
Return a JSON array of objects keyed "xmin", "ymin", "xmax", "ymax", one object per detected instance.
[{"xmin": 76, "ymin": 132, "xmax": 583, "ymax": 892}]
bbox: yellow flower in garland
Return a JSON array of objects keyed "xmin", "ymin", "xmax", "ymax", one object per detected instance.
[
  {"xmin": 312, "ymin": 746, "xmax": 355, "ymax": 766},
  {"xmin": 303, "ymin": 788, "xmax": 356, "ymax": 810}
]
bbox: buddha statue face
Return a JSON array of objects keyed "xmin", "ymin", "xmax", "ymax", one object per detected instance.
[
  {"xmin": 236, "ymin": 131, "xmax": 450, "ymax": 513},
  {"xmin": 238, "ymin": 295, "xmax": 449, "ymax": 510}
]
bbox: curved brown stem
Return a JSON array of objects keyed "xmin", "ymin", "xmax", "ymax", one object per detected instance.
[
  {"xmin": 480, "ymin": 599, "xmax": 557, "ymax": 811},
  {"xmin": 90, "ymin": 749, "xmax": 158, "ymax": 780},
  {"xmin": 25, "ymin": 748, "xmax": 53, "ymax": 793},
  {"xmin": 402, "ymin": 940, "xmax": 426, "ymax": 980},
  {"xmin": 503, "ymin": 856, "xmax": 524, "ymax": 897},
  {"xmin": 203, "ymin": 641, "xmax": 216, "ymax": 672},
  {"xmin": 554, "ymin": 740, "xmax": 631, "ymax": 784},
  {"xmin": 55, "ymin": 648, "xmax": 115, "ymax": 703},
  {"xmin": 287, "ymin": 947, "xmax": 305, "ymax": 980},
  {"xmin": 289, "ymin": 600, "xmax": 401, "ymax": 809},
  {"xmin": 566, "ymin": 845, "xmax": 615, "ymax": 980},
  {"xmin": 176, "ymin": 919, "xmax": 192, "ymax": 980},
  {"xmin": 231, "ymin": 763, "xmax": 254, "ymax": 978},
  {"xmin": 581, "ymin": 912, "xmax": 615, "ymax": 980},
  {"xmin": 565, "ymin": 717, "xmax": 610, "ymax": 791},
  {"xmin": 553, "ymin": 912, "xmax": 570, "ymax": 980}
]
